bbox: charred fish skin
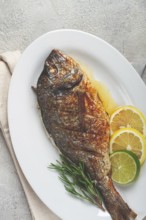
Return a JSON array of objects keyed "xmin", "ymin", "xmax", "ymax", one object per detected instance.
[{"xmin": 37, "ymin": 50, "xmax": 137, "ymax": 220}]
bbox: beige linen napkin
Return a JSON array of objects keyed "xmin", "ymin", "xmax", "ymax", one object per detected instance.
[
  {"xmin": 0, "ymin": 51, "xmax": 60, "ymax": 220},
  {"xmin": 0, "ymin": 51, "xmax": 146, "ymax": 220}
]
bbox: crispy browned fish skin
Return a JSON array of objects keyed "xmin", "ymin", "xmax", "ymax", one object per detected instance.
[{"xmin": 37, "ymin": 50, "xmax": 137, "ymax": 220}]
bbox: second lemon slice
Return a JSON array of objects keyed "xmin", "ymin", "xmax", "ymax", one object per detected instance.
[{"xmin": 110, "ymin": 128, "xmax": 146, "ymax": 164}]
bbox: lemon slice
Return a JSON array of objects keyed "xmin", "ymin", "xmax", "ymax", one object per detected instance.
[
  {"xmin": 110, "ymin": 128, "xmax": 146, "ymax": 164},
  {"xmin": 110, "ymin": 150, "xmax": 140, "ymax": 184},
  {"xmin": 110, "ymin": 105, "xmax": 146, "ymax": 136}
]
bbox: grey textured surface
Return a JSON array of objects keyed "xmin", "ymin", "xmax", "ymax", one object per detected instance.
[
  {"xmin": 0, "ymin": 0, "xmax": 146, "ymax": 220},
  {"xmin": 0, "ymin": 131, "xmax": 31, "ymax": 220}
]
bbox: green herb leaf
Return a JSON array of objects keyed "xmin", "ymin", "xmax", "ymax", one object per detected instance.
[{"xmin": 49, "ymin": 154, "xmax": 104, "ymax": 210}]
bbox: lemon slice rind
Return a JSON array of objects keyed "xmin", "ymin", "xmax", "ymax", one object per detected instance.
[
  {"xmin": 110, "ymin": 128, "xmax": 146, "ymax": 164},
  {"xmin": 110, "ymin": 105, "xmax": 146, "ymax": 136}
]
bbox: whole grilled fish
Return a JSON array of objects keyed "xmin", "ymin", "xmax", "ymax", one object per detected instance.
[{"xmin": 36, "ymin": 49, "xmax": 137, "ymax": 220}]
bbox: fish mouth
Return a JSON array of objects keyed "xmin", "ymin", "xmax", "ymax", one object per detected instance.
[{"xmin": 44, "ymin": 49, "xmax": 83, "ymax": 91}]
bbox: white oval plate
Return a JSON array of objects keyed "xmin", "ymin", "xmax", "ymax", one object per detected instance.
[{"xmin": 8, "ymin": 30, "xmax": 146, "ymax": 220}]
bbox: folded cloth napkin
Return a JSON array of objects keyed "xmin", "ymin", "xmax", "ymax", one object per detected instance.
[
  {"xmin": 0, "ymin": 51, "xmax": 146, "ymax": 220},
  {"xmin": 0, "ymin": 51, "xmax": 60, "ymax": 220}
]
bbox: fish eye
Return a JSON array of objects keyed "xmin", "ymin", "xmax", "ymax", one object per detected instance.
[{"xmin": 45, "ymin": 62, "xmax": 58, "ymax": 79}]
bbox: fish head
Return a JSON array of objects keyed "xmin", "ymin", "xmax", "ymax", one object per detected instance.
[{"xmin": 43, "ymin": 50, "xmax": 83, "ymax": 91}]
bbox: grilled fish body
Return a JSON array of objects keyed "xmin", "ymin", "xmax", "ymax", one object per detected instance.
[{"xmin": 37, "ymin": 50, "xmax": 137, "ymax": 220}]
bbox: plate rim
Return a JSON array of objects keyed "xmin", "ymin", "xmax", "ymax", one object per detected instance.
[{"xmin": 8, "ymin": 29, "xmax": 146, "ymax": 220}]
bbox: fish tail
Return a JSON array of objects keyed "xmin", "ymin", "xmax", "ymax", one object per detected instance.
[{"xmin": 99, "ymin": 178, "xmax": 137, "ymax": 220}]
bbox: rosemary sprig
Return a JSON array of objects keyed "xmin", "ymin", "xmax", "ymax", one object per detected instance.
[{"xmin": 49, "ymin": 154, "xmax": 104, "ymax": 210}]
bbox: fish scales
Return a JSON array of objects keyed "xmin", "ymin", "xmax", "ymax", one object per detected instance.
[{"xmin": 37, "ymin": 49, "xmax": 137, "ymax": 220}]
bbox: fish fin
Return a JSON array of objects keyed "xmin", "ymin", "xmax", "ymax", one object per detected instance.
[
  {"xmin": 31, "ymin": 86, "xmax": 37, "ymax": 94},
  {"xmin": 100, "ymin": 178, "xmax": 137, "ymax": 220}
]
